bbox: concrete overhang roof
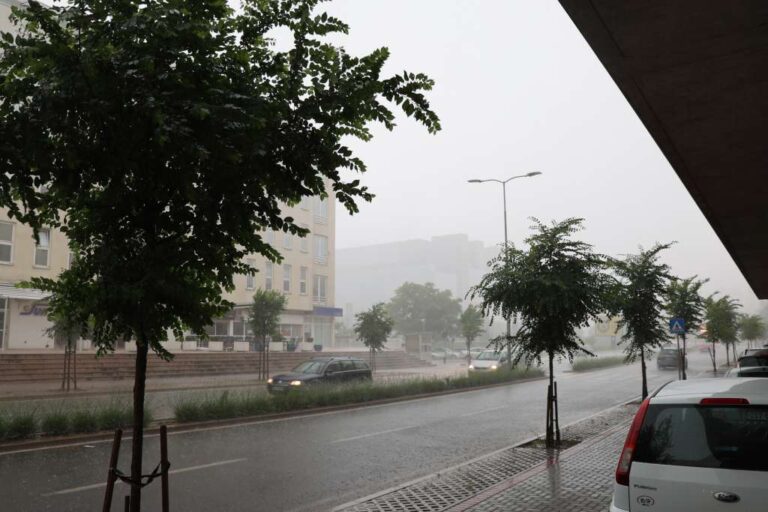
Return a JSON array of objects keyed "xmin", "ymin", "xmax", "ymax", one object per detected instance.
[{"xmin": 558, "ymin": 1, "xmax": 768, "ymax": 298}]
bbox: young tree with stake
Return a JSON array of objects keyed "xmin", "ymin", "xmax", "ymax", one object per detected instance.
[
  {"xmin": 459, "ymin": 305, "xmax": 484, "ymax": 366},
  {"xmin": 249, "ymin": 289, "xmax": 287, "ymax": 380},
  {"xmin": 613, "ymin": 244, "xmax": 675, "ymax": 399},
  {"xmin": 0, "ymin": 1, "xmax": 439, "ymax": 509},
  {"xmin": 665, "ymin": 276, "xmax": 707, "ymax": 380},
  {"xmin": 471, "ymin": 218, "xmax": 613, "ymax": 447},
  {"xmin": 354, "ymin": 303, "xmax": 393, "ymax": 372}
]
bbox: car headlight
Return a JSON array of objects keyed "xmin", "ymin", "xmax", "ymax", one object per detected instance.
[
  {"xmin": 468, "ymin": 364, "xmax": 474, "ymax": 369},
  {"xmin": 289, "ymin": 380, "xmax": 303, "ymax": 386},
  {"xmin": 490, "ymin": 365, "xmax": 498, "ymax": 370},
  {"xmin": 267, "ymin": 378, "xmax": 273, "ymax": 384}
]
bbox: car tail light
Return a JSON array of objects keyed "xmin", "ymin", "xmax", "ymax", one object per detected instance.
[
  {"xmin": 615, "ymin": 397, "xmax": 651, "ymax": 486},
  {"xmin": 699, "ymin": 398, "xmax": 750, "ymax": 406}
]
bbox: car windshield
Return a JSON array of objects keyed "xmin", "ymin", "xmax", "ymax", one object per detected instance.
[
  {"xmin": 292, "ymin": 361, "xmax": 326, "ymax": 374},
  {"xmin": 476, "ymin": 351, "xmax": 501, "ymax": 361}
]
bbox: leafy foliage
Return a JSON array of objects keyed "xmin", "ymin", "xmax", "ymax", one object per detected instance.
[
  {"xmin": 738, "ymin": 314, "xmax": 766, "ymax": 346},
  {"xmin": 249, "ymin": 289, "xmax": 287, "ymax": 342},
  {"xmin": 471, "ymin": 218, "xmax": 613, "ymax": 367},
  {"xmin": 0, "ymin": 0, "xmax": 440, "ymax": 359},
  {"xmin": 665, "ymin": 276, "xmax": 707, "ymax": 337},
  {"xmin": 354, "ymin": 303, "xmax": 394, "ymax": 352},
  {"xmin": 704, "ymin": 295, "xmax": 741, "ymax": 346},
  {"xmin": 613, "ymin": 244, "xmax": 675, "ymax": 363},
  {"xmin": 459, "ymin": 305, "xmax": 484, "ymax": 346},
  {"xmin": 387, "ymin": 282, "xmax": 461, "ymax": 337}
]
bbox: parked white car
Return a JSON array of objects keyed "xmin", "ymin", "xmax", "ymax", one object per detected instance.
[
  {"xmin": 468, "ymin": 350, "xmax": 511, "ymax": 372},
  {"xmin": 611, "ymin": 378, "xmax": 768, "ymax": 511}
]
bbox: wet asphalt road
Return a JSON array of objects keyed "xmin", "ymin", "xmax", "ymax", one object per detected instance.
[{"xmin": 0, "ymin": 359, "xmax": 700, "ymax": 512}]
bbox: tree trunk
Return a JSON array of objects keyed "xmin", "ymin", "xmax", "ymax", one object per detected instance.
[
  {"xmin": 732, "ymin": 343, "xmax": 738, "ymax": 366},
  {"xmin": 130, "ymin": 338, "xmax": 149, "ymax": 512},
  {"xmin": 681, "ymin": 333, "xmax": 687, "ymax": 380},
  {"xmin": 73, "ymin": 338, "xmax": 78, "ymax": 390},
  {"xmin": 61, "ymin": 344, "xmax": 68, "ymax": 391},
  {"xmin": 545, "ymin": 352, "xmax": 555, "ymax": 448},
  {"xmin": 726, "ymin": 343, "xmax": 731, "ymax": 366},
  {"xmin": 466, "ymin": 338, "xmax": 471, "ymax": 367},
  {"xmin": 710, "ymin": 341, "xmax": 717, "ymax": 373},
  {"xmin": 640, "ymin": 348, "xmax": 648, "ymax": 400}
]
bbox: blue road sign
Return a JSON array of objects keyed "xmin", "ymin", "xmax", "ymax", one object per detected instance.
[{"xmin": 669, "ymin": 318, "xmax": 686, "ymax": 334}]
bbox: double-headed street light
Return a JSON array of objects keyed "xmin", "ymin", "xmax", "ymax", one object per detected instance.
[{"xmin": 468, "ymin": 171, "xmax": 542, "ymax": 361}]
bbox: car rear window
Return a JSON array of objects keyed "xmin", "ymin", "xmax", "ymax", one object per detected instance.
[
  {"xmin": 739, "ymin": 355, "xmax": 768, "ymax": 367},
  {"xmin": 635, "ymin": 404, "xmax": 768, "ymax": 471}
]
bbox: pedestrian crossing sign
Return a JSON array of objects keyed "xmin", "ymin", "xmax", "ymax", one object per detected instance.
[{"xmin": 669, "ymin": 318, "xmax": 686, "ymax": 334}]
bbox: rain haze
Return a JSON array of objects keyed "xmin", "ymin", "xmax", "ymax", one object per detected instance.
[{"xmin": 318, "ymin": 0, "xmax": 762, "ymax": 313}]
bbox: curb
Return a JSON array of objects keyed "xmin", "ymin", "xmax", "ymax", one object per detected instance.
[{"xmin": 0, "ymin": 374, "xmax": 546, "ymax": 454}]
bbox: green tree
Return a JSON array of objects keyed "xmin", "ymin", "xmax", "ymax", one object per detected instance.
[
  {"xmin": 613, "ymin": 244, "xmax": 675, "ymax": 398},
  {"xmin": 249, "ymin": 289, "xmax": 287, "ymax": 380},
  {"xmin": 665, "ymin": 276, "xmax": 707, "ymax": 380},
  {"xmin": 704, "ymin": 295, "xmax": 741, "ymax": 372},
  {"xmin": 459, "ymin": 304, "xmax": 484, "ymax": 365},
  {"xmin": 738, "ymin": 314, "xmax": 766, "ymax": 350},
  {"xmin": 0, "ymin": 1, "xmax": 439, "ymax": 508},
  {"xmin": 354, "ymin": 303, "xmax": 394, "ymax": 372},
  {"xmin": 387, "ymin": 282, "xmax": 461, "ymax": 340},
  {"xmin": 471, "ymin": 218, "xmax": 613, "ymax": 447}
]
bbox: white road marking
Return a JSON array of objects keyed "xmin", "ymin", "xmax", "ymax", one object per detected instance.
[
  {"xmin": 457, "ymin": 405, "xmax": 508, "ymax": 417},
  {"xmin": 42, "ymin": 458, "xmax": 247, "ymax": 497},
  {"xmin": 331, "ymin": 425, "xmax": 418, "ymax": 444}
]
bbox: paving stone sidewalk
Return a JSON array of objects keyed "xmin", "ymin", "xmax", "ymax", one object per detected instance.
[{"xmin": 335, "ymin": 404, "xmax": 636, "ymax": 512}]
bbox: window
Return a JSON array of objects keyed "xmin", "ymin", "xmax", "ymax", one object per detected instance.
[
  {"xmin": 245, "ymin": 258, "xmax": 256, "ymax": 290},
  {"xmin": 0, "ymin": 222, "xmax": 13, "ymax": 264},
  {"xmin": 265, "ymin": 262, "xmax": 273, "ymax": 290},
  {"xmin": 299, "ymin": 267, "xmax": 308, "ymax": 295},
  {"xmin": 313, "ymin": 274, "xmax": 327, "ymax": 303},
  {"xmin": 283, "ymin": 264, "xmax": 292, "ymax": 293},
  {"xmin": 34, "ymin": 228, "xmax": 50, "ymax": 267},
  {"xmin": 299, "ymin": 196, "xmax": 310, "ymax": 210},
  {"xmin": 300, "ymin": 224, "xmax": 309, "ymax": 253},
  {"xmin": 265, "ymin": 229, "xmax": 275, "ymax": 245},
  {"xmin": 313, "ymin": 196, "xmax": 328, "ymax": 223},
  {"xmin": 326, "ymin": 361, "xmax": 342, "ymax": 373},
  {"xmin": 283, "ymin": 232, "xmax": 293, "ymax": 250},
  {"xmin": 314, "ymin": 235, "xmax": 328, "ymax": 264}
]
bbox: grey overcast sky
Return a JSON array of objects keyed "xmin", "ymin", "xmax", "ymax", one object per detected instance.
[{"xmin": 312, "ymin": 0, "xmax": 763, "ymax": 313}]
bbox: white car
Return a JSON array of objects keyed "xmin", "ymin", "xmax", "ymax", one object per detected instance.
[
  {"xmin": 468, "ymin": 349, "xmax": 510, "ymax": 372},
  {"xmin": 611, "ymin": 378, "xmax": 768, "ymax": 511}
]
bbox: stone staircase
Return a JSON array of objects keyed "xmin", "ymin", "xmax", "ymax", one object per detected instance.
[{"xmin": 0, "ymin": 350, "xmax": 430, "ymax": 383}]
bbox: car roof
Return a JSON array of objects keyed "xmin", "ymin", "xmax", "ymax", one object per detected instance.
[
  {"xmin": 310, "ymin": 356, "xmax": 365, "ymax": 362},
  {"xmin": 652, "ymin": 378, "xmax": 768, "ymax": 405}
]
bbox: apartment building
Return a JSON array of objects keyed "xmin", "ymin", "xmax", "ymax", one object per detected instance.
[{"xmin": 0, "ymin": 193, "xmax": 338, "ymax": 351}]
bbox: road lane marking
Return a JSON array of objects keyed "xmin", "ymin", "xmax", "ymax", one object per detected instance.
[
  {"xmin": 331, "ymin": 425, "xmax": 418, "ymax": 444},
  {"xmin": 42, "ymin": 458, "xmax": 247, "ymax": 497},
  {"xmin": 457, "ymin": 405, "xmax": 507, "ymax": 417}
]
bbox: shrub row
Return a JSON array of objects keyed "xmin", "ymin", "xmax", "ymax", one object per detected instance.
[
  {"xmin": 571, "ymin": 356, "xmax": 626, "ymax": 372},
  {"xmin": 175, "ymin": 367, "xmax": 544, "ymax": 423},
  {"xmin": 0, "ymin": 405, "xmax": 152, "ymax": 442}
]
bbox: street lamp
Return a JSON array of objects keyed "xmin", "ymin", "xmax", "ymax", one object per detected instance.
[{"xmin": 468, "ymin": 172, "xmax": 542, "ymax": 361}]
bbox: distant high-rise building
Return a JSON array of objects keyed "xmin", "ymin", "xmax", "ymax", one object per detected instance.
[{"xmin": 336, "ymin": 234, "xmax": 499, "ymax": 325}]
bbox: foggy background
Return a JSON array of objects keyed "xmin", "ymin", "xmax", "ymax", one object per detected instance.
[{"xmin": 318, "ymin": 0, "xmax": 762, "ymax": 314}]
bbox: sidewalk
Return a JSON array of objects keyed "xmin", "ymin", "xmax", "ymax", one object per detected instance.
[{"xmin": 335, "ymin": 403, "xmax": 636, "ymax": 512}]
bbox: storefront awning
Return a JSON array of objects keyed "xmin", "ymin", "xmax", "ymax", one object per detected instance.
[
  {"xmin": 313, "ymin": 306, "xmax": 343, "ymax": 317},
  {"xmin": 0, "ymin": 284, "xmax": 51, "ymax": 301}
]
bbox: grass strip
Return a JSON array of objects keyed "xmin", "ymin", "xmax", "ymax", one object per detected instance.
[
  {"xmin": 174, "ymin": 367, "xmax": 544, "ymax": 423},
  {"xmin": 571, "ymin": 355, "xmax": 626, "ymax": 372}
]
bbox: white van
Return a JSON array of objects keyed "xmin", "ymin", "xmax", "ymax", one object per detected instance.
[{"xmin": 468, "ymin": 350, "xmax": 510, "ymax": 372}]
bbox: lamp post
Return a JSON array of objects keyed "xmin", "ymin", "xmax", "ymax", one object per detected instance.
[{"xmin": 468, "ymin": 172, "xmax": 542, "ymax": 362}]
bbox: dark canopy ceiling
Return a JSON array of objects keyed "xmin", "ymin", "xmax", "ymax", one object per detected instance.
[{"xmin": 558, "ymin": 0, "xmax": 768, "ymax": 298}]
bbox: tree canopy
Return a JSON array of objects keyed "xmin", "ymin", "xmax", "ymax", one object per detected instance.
[
  {"xmin": 612, "ymin": 243, "xmax": 675, "ymax": 397},
  {"xmin": 354, "ymin": 303, "xmax": 394, "ymax": 352},
  {"xmin": 387, "ymin": 282, "xmax": 461, "ymax": 338},
  {"xmin": 0, "ymin": 1, "xmax": 439, "ymax": 508},
  {"xmin": 665, "ymin": 276, "xmax": 707, "ymax": 338},
  {"xmin": 471, "ymin": 218, "xmax": 613, "ymax": 367},
  {"xmin": 738, "ymin": 314, "xmax": 766, "ymax": 347},
  {"xmin": 459, "ymin": 304, "xmax": 484, "ymax": 346},
  {"xmin": 249, "ymin": 289, "xmax": 287, "ymax": 342}
]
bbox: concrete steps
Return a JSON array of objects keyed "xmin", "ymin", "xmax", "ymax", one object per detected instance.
[{"xmin": 0, "ymin": 351, "xmax": 430, "ymax": 382}]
